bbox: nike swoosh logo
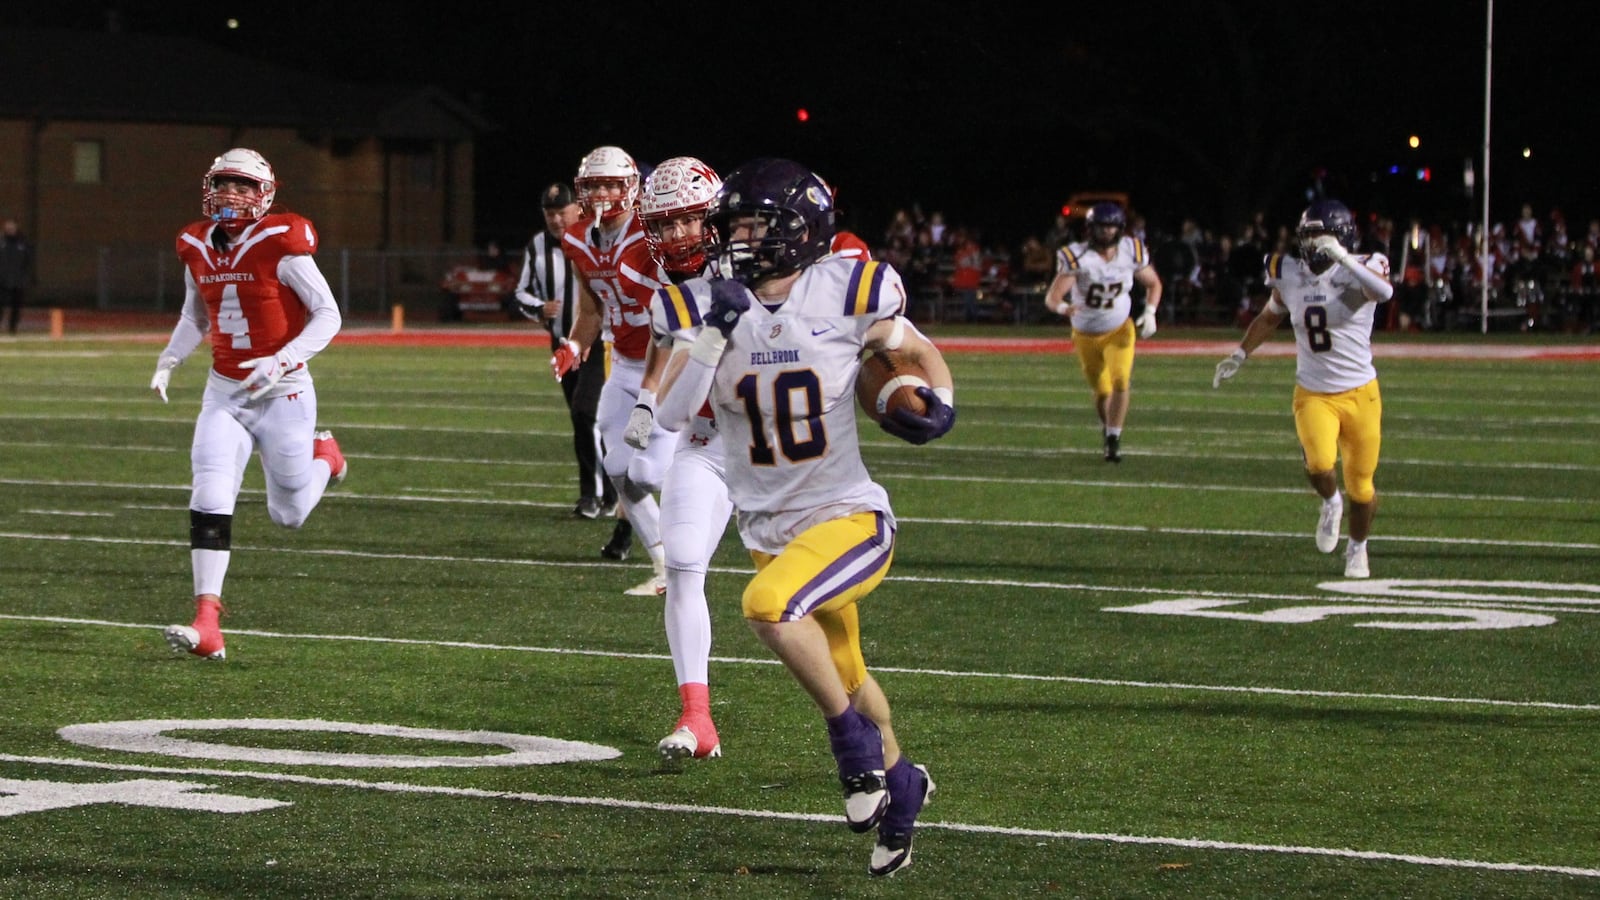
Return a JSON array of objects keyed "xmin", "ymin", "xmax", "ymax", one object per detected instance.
[{"xmin": 811, "ymin": 325, "xmax": 836, "ymax": 336}]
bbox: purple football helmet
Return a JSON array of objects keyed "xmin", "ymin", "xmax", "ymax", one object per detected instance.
[
  {"xmin": 1297, "ymin": 199, "xmax": 1357, "ymax": 270},
  {"xmin": 706, "ymin": 158, "xmax": 836, "ymax": 285},
  {"xmin": 1085, "ymin": 202, "xmax": 1126, "ymax": 249}
]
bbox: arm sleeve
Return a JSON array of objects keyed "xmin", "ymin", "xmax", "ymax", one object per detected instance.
[
  {"xmin": 277, "ymin": 254, "xmax": 343, "ymax": 362},
  {"xmin": 655, "ymin": 341, "xmax": 717, "ymax": 434},
  {"xmin": 158, "ymin": 270, "xmax": 209, "ymax": 364},
  {"xmin": 1344, "ymin": 253, "xmax": 1395, "ymax": 301}
]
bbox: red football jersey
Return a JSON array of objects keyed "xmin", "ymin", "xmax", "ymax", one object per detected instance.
[
  {"xmin": 176, "ymin": 214, "xmax": 318, "ymax": 376},
  {"xmin": 560, "ymin": 214, "xmax": 664, "ymax": 361}
]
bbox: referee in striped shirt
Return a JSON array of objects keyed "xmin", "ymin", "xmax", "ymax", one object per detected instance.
[{"xmin": 515, "ymin": 182, "xmax": 617, "ymax": 519}]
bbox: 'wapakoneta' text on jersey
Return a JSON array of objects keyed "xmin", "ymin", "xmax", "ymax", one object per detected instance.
[
  {"xmin": 661, "ymin": 257, "xmax": 904, "ymax": 553},
  {"xmin": 1055, "ymin": 235, "xmax": 1150, "ymax": 334},
  {"xmin": 176, "ymin": 213, "xmax": 318, "ymax": 377},
  {"xmin": 1265, "ymin": 251, "xmax": 1391, "ymax": 393}
]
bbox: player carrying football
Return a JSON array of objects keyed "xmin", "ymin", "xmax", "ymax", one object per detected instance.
[{"xmin": 652, "ymin": 158, "xmax": 955, "ymax": 877}]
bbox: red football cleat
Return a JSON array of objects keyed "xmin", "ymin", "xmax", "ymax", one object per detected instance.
[
  {"xmin": 657, "ymin": 715, "xmax": 721, "ymax": 762},
  {"xmin": 313, "ymin": 429, "xmax": 347, "ymax": 485},
  {"xmin": 164, "ymin": 598, "xmax": 225, "ymax": 660}
]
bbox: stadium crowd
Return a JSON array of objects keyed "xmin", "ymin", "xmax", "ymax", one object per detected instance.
[{"xmin": 872, "ymin": 202, "xmax": 1600, "ymax": 334}]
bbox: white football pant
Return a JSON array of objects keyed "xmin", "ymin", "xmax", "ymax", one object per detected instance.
[
  {"xmin": 660, "ymin": 434, "xmax": 732, "ymax": 687},
  {"xmin": 596, "ymin": 355, "xmax": 678, "ymax": 554},
  {"xmin": 190, "ymin": 376, "xmax": 332, "ymax": 527}
]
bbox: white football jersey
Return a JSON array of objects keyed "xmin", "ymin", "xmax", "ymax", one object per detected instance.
[
  {"xmin": 1055, "ymin": 235, "xmax": 1151, "ymax": 334},
  {"xmin": 1264, "ymin": 251, "xmax": 1391, "ymax": 393},
  {"xmin": 659, "ymin": 257, "xmax": 903, "ymax": 554}
]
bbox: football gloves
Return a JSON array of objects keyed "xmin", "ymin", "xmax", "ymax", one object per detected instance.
[
  {"xmin": 1312, "ymin": 234, "xmax": 1352, "ymax": 265},
  {"xmin": 706, "ymin": 279, "xmax": 750, "ymax": 337},
  {"xmin": 1136, "ymin": 307, "xmax": 1158, "ymax": 339},
  {"xmin": 149, "ymin": 354, "xmax": 181, "ymax": 403},
  {"xmin": 238, "ymin": 350, "xmax": 304, "ymax": 400},
  {"xmin": 551, "ymin": 338, "xmax": 581, "ymax": 381},
  {"xmin": 879, "ymin": 386, "xmax": 956, "ymax": 446},
  {"xmin": 624, "ymin": 397, "xmax": 655, "ymax": 450},
  {"xmin": 1212, "ymin": 348, "xmax": 1248, "ymax": 388}
]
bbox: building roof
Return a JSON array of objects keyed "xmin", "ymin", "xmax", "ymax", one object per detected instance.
[{"xmin": 0, "ymin": 27, "xmax": 493, "ymax": 140}]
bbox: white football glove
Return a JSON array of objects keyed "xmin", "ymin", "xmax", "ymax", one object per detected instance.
[
  {"xmin": 237, "ymin": 350, "xmax": 304, "ymax": 400},
  {"xmin": 1212, "ymin": 348, "xmax": 1248, "ymax": 388},
  {"xmin": 149, "ymin": 354, "xmax": 181, "ymax": 403},
  {"xmin": 1136, "ymin": 307, "xmax": 1158, "ymax": 339},
  {"xmin": 624, "ymin": 404, "xmax": 654, "ymax": 450},
  {"xmin": 1312, "ymin": 234, "xmax": 1351, "ymax": 264}
]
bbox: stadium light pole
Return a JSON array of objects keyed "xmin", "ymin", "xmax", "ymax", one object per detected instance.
[{"xmin": 1479, "ymin": 0, "xmax": 1493, "ymax": 334}]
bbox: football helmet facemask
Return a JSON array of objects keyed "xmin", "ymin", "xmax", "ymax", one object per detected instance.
[
  {"xmin": 203, "ymin": 148, "xmax": 277, "ymax": 228},
  {"xmin": 1086, "ymin": 202, "xmax": 1125, "ymax": 250},
  {"xmin": 639, "ymin": 156, "xmax": 722, "ymax": 275},
  {"xmin": 575, "ymin": 145, "xmax": 640, "ymax": 224},
  {"xmin": 706, "ymin": 158, "xmax": 836, "ymax": 286},
  {"xmin": 1297, "ymin": 199, "xmax": 1357, "ymax": 271}
]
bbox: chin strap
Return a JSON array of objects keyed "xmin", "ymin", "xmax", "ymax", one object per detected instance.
[{"xmin": 210, "ymin": 227, "xmax": 231, "ymax": 253}]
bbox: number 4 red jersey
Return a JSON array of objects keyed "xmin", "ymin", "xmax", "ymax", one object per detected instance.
[{"xmin": 175, "ymin": 213, "xmax": 319, "ymax": 376}]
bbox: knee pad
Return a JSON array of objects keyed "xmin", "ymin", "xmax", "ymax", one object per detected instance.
[
  {"xmin": 190, "ymin": 510, "xmax": 232, "ymax": 551},
  {"xmin": 741, "ymin": 576, "xmax": 788, "ymax": 623},
  {"xmin": 619, "ymin": 476, "xmax": 652, "ymax": 504}
]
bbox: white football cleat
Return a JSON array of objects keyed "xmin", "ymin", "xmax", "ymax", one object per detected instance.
[
  {"xmin": 842, "ymin": 771, "xmax": 889, "ymax": 833},
  {"xmin": 164, "ymin": 624, "xmax": 225, "ymax": 660},
  {"xmin": 623, "ymin": 573, "xmax": 666, "ymax": 597},
  {"xmin": 657, "ymin": 724, "xmax": 722, "ymax": 763},
  {"xmin": 1315, "ymin": 493, "xmax": 1343, "ymax": 553},
  {"xmin": 1344, "ymin": 542, "xmax": 1370, "ymax": 578}
]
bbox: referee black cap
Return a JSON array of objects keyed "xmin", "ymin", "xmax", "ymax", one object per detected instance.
[{"xmin": 541, "ymin": 182, "xmax": 576, "ymax": 209}]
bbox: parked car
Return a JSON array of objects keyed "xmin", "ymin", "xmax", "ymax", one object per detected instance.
[{"xmin": 438, "ymin": 256, "xmax": 517, "ymax": 322}]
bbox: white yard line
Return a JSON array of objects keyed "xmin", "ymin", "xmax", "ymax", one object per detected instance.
[{"xmin": 0, "ymin": 751, "xmax": 1595, "ymax": 879}]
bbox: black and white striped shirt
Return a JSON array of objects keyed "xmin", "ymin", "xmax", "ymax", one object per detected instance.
[{"xmin": 513, "ymin": 230, "xmax": 580, "ymax": 346}]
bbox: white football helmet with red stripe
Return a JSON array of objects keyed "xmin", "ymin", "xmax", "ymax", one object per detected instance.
[
  {"xmin": 639, "ymin": 156, "xmax": 722, "ymax": 274},
  {"xmin": 574, "ymin": 145, "xmax": 640, "ymax": 224},
  {"xmin": 203, "ymin": 148, "xmax": 277, "ymax": 228}
]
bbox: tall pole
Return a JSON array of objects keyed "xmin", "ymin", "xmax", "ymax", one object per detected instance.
[{"xmin": 1480, "ymin": 0, "xmax": 1494, "ymax": 333}]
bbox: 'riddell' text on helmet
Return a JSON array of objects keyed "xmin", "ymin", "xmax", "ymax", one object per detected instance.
[
  {"xmin": 639, "ymin": 157, "xmax": 722, "ymax": 275},
  {"xmin": 706, "ymin": 158, "xmax": 836, "ymax": 286}
]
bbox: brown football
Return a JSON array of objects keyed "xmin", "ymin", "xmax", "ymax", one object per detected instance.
[{"xmin": 856, "ymin": 349, "xmax": 930, "ymax": 423}]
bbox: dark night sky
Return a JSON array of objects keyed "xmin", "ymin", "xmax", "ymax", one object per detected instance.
[{"xmin": 10, "ymin": 2, "xmax": 1597, "ymax": 247}]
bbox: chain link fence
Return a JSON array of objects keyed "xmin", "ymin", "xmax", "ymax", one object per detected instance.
[{"xmin": 43, "ymin": 243, "xmax": 492, "ymax": 321}]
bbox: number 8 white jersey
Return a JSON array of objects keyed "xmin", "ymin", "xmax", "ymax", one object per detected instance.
[{"xmin": 1264, "ymin": 251, "xmax": 1390, "ymax": 393}]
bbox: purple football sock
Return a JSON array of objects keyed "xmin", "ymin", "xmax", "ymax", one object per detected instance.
[
  {"xmin": 881, "ymin": 757, "xmax": 928, "ymax": 834},
  {"xmin": 825, "ymin": 708, "xmax": 884, "ymax": 775}
]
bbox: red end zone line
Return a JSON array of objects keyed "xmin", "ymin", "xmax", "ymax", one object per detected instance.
[{"xmin": 333, "ymin": 328, "xmax": 1600, "ymax": 362}]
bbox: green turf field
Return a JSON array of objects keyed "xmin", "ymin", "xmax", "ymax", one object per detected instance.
[{"xmin": 2, "ymin": 332, "xmax": 1597, "ymax": 898}]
